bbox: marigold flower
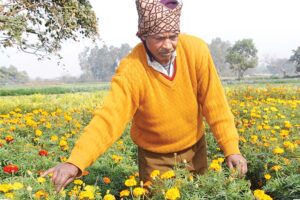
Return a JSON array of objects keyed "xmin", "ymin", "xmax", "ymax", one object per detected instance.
[
  {"xmin": 103, "ymin": 194, "xmax": 116, "ymax": 200},
  {"xmin": 209, "ymin": 162, "xmax": 222, "ymax": 172},
  {"xmin": 37, "ymin": 177, "xmax": 46, "ymax": 183},
  {"xmin": 165, "ymin": 187, "xmax": 180, "ymax": 200},
  {"xmin": 3, "ymin": 164, "xmax": 19, "ymax": 174},
  {"xmin": 0, "ymin": 183, "xmax": 13, "ymax": 193},
  {"xmin": 120, "ymin": 189, "xmax": 130, "ymax": 197},
  {"xmin": 79, "ymin": 190, "xmax": 94, "ymax": 200},
  {"xmin": 35, "ymin": 129, "xmax": 43, "ymax": 137},
  {"xmin": 5, "ymin": 135, "xmax": 14, "ymax": 143},
  {"xmin": 160, "ymin": 170, "xmax": 175, "ymax": 179},
  {"xmin": 12, "ymin": 182, "xmax": 23, "ymax": 190},
  {"xmin": 150, "ymin": 170, "xmax": 160, "ymax": 179},
  {"xmin": 273, "ymin": 147, "xmax": 284, "ymax": 155},
  {"xmin": 5, "ymin": 192, "xmax": 14, "ymax": 199},
  {"xmin": 34, "ymin": 190, "xmax": 49, "ymax": 199},
  {"xmin": 51, "ymin": 135, "xmax": 58, "ymax": 141},
  {"xmin": 253, "ymin": 189, "xmax": 273, "ymax": 200},
  {"xmin": 271, "ymin": 165, "xmax": 281, "ymax": 171},
  {"xmin": 103, "ymin": 177, "xmax": 111, "ymax": 184},
  {"xmin": 264, "ymin": 174, "xmax": 271, "ymax": 180},
  {"xmin": 124, "ymin": 178, "xmax": 137, "ymax": 187},
  {"xmin": 39, "ymin": 149, "xmax": 48, "ymax": 156},
  {"xmin": 133, "ymin": 187, "xmax": 147, "ymax": 197},
  {"xmin": 74, "ymin": 179, "xmax": 83, "ymax": 185}
]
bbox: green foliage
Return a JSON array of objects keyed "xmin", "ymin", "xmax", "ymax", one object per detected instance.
[
  {"xmin": 289, "ymin": 46, "xmax": 300, "ymax": 72},
  {"xmin": 79, "ymin": 44, "xmax": 131, "ymax": 81},
  {"xmin": 226, "ymin": 39, "xmax": 258, "ymax": 79},
  {"xmin": 209, "ymin": 37, "xmax": 232, "ymax": 76},
  {"xmin": 0, "ymin": 0, "xmax": 98, "ymax": 57},
  {"xmin": 0, "ymin": 65, "xmax": 29, "ymax": 85},
  {"xmin": 0, "ymin": 83, "xmax": 109, "ymax": 96}
]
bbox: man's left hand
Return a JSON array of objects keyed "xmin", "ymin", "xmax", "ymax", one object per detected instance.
[{"xmin": 226, "ymin": 154, "xmax": 248, "ymax": 176}]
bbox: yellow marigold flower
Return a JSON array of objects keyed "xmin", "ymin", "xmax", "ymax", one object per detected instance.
[
  {"xmin": 59, "ymin": 139, "xmax": 68, "ymax": 147},
  {"xmin": 271, "ymin": 165, "xmax": 281, "ymax": 171},
  {"xmin": 64, "ymin": 115, "xmax": 72, "ymax": 122},
  {"xmin": 150, "ymin": 170, "xmax": 160, "ymax": 179},
  {"xmin": 209, "ymin": 162, "xmax": 222, "ymax": 172},
  {"xmin": 12, "ymin": 182, "xmax": 23, "ymax": 190},
  {"xmin": 264, "ymin": 174, "xmax": 271, "ymax": 180},
  {"xmin": 217, "ymin": 158, "xmax": 225, "ymax": 163},
  {"xmin": 124, "ymin": 178, "xmax": 137, "ymax": 187},
  {"xmin": 160, "ymin": 170, "xmax": 175, "ymax": 179},
  {"xmin": 133, "ymin": 187, "xmax": 147, "ymax": 197},
  {"xmin": 79, "ymin": 190, "xmax": 95, "ymax": 200},
  {"xmin": 111, "ymin": 155, "xmax": 123, "ymax": 163},
  {"xmin": 60, "ymin": 156, "xmax": 67, "ymax": 162},
  {"xmin": 253, "ymin": 189, "xmax": 273, "ymax": 200},
  {"xmin": 103, "ymin": 194, "xmax": 116, "ymax": 200},
  {"xmin": 0, "ymin": 183, "xmax": 13, "ymax": 193},
  {"xmin": 45, "ymin": 123, "xmax": 52, "ymax": 128},
  {"xmin": 284, "ymin": 121, "xmax": 292, "ymax": 128},
  {"xmin": 74, "ymin": 179, "xmax": 83, "ymax": 185},
  {"xmin": 273, "ymin": 147, "xmax": 284, "ymax": 155},
  {"xmin": 51, "ymin": 135, "xmax": 58, "ymax": 141},
  {"xmin": 280, "ymin": 130, "xmax": 289, "ymax": 138},
  {"xmin": 35, "ymin": 129, "xmax": 43, "ymax": 137},
  {"xmin": 165, "ymin": 187, "xmax": 180, "ymax": 200},
  {"xmin": 283, "ymin": 141, "xmax": 295, "ymax": 150},
  {"xmin": 37, "ymin": 177, "xmax": 46, "ymax": 183},
  {"xmin": 84, "ymin": 185, "xmax": 96, "ymax": 192},
  {"xmin": 5, "ymin": 192, "xmax": 14, "ymax": 199},
  {"xmin": 120, "ymin": 189, "xmax": 130, "ymax": 197}
]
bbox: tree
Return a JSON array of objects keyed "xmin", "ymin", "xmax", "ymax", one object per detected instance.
[
  {"xmin": 264, "ymin": 57, "xmax": 296, "ymax": 77},
  {"xmin": 225, "ymin": 39, "xmax": 258, "ymax": 79},
  {"xmin": 289, "ymin": 46, "xmax": 300, "ymax": 73},
  {"xmin": 0, "ymin": 0, "xmax": 98, "ymax": 57},
  {"xmin": 79, "ymin": 44, "xmax": 131, "ymax": 81},
  {"xmin": 208, "ymin": 37, "xmax": 231, "ymax": 77},
  {"xmin": 0, "ymin": 65, "xmax": 29, "ymax": 85}
]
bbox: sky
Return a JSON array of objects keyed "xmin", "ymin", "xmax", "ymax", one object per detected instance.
[{"xmin": 0, "ymin": 0, "xmax": 300, "ymax": 79}]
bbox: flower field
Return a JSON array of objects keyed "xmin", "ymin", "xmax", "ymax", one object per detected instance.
[{"xmin": 0, "ymin": 85, "xmax": 299, "ymax": 199}]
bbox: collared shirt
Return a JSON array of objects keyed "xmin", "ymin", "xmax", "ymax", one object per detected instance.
[{"xmin": 146, "ymin": 51, "xmax": 176, "ymax": 77}]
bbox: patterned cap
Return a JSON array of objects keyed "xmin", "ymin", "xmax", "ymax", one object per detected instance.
[{"xmin": 136, "ymin": 0, "xmax": 183, "ymax": 37}]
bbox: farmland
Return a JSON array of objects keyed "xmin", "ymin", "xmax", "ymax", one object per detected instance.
[{"xmin": 0, "ymin": 83, "xmax": 299, "ymax": 199}]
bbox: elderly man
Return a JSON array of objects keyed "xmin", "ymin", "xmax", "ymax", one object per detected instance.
[{"xmin": 43, "ymin": 0, "xmax": 247, "ymax": 192}]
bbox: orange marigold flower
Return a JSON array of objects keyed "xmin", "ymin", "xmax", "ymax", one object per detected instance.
[{"xmin": 103, "ymin": 177, "xmax": 111, "ymax": 184}]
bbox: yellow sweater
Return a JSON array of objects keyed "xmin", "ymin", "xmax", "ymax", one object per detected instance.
[{"xmin": 67, "ymin": 34, "xmax": 240, "ymax": 172}]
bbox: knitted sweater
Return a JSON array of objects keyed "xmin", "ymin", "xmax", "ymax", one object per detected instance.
[{"xmin": 67, "ymin": 34, "xmax": 240, "ymax": 172}]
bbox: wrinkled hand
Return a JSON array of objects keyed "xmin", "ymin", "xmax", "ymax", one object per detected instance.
[
  {"xmin": 41, "ymin": 163, "xmax": 79, "ymax": 192},
  {"xmin": 226, "ymin": 154, "xmax": 248, "ymax": 176}
]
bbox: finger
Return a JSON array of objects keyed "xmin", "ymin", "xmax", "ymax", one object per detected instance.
[
  {"xmin": 241, "ymin": 163, "xmax": 248, "ymax": 175},
  {"xmin": 61, "ymin": 176, "xmax": 75, "ymax": 191},
  {"xmin": 227, "ymin": 160, "xmax": 234, "ymax": 169},
  {"xmin": 41, "ymin": 167, "xmax": 55, "ymax": 177},
  {"xmin": 54, "ymin": 174, "xmax": 67, "ymax": 192}
]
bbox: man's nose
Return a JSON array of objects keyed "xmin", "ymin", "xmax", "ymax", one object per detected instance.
[{"xmin": 162, "ymin": 38, "xmax": 173, "ymax": 49}]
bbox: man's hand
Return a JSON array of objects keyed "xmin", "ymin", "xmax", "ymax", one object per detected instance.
[
  {"xmin": 226, "ymin": 154, "xmax": 248, "ymax": 176},
  {"xmin": 41, "ymin": 163, "xmax": 80, "ymax": 192}
]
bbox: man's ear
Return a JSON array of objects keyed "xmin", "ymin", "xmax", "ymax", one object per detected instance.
[{"xmin": 140, "ymin": 35, "xmax": 146, "ymax": 41}]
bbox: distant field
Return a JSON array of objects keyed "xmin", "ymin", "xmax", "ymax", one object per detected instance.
[
  {"xmin": 0, "ymin": 77, "xmax": 299, "ymax": 96},
  {"xmin": 0, "ymin": 82, "xmax": 110, "ymax": 96}
]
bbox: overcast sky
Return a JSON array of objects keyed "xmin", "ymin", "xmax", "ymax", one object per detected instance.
[{"xmin": 1, "ymin": 0, "xmax": 300, "ymax": 79}]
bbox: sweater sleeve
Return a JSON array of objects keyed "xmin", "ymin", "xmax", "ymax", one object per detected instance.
[
  {"xmin": 196, "ymin": 43, "xmax": 240, "ymax": 157},
  {"xmin": 66, "ymin": 72, "xmax": 139, "ymax": 172}
]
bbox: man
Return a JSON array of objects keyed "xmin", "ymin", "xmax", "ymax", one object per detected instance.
[{"xmin": 43, "ymin": 0, "xmax": 247, "ymax": 192}]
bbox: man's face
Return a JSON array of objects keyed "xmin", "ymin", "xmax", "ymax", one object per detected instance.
[{"xmin": 143, "ymin": 32, "xmax": 179, "ymax": 65}]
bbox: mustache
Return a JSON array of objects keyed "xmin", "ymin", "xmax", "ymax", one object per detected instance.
[{"xmin": 159, "ymin": 49, "xmax": 174, "ymax": 54}]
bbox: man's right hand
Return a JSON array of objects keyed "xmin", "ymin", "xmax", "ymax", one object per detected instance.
[{"xmin": 41, "ymin": 163, "xmax": 80, "ymax": 192}]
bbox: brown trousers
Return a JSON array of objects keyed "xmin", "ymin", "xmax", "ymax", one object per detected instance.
[{"xmin": 138, "ymin": 135, "xmax": 208, "ymax": 182}]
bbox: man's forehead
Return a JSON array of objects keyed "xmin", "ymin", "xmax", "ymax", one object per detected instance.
[{"xmin": 153, "ymin": 32, "xmax": 178, "ymax": 37}]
